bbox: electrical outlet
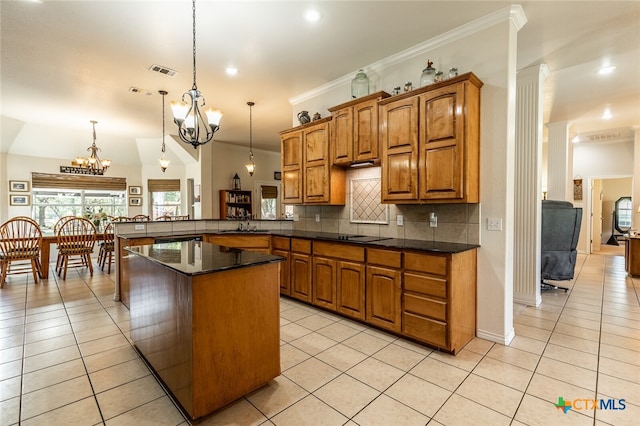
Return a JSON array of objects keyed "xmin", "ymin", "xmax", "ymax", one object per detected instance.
[
  {"xmin": 293, "ymin": 213, "xmax": 299, "ymax": 222},
  {"xmin": 397, "ymin": 215, "xmax": 404, "ymax": 226},
  {"xmin": 134, "ymin": 224, "xmax": 145, "ymax": 230},
  {"xmin": 487, "ymin": 218, "xmax": 503, "ymax": 231},
  {"xmin": 429, "ymin": 212, "xmax": 437, "ymax": 228},
  {"xmin": 315, "ymin": 213, "xmax": 320, "ymax": 222}
]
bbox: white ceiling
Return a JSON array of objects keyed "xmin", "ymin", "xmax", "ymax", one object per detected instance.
[{"xmin": 1, "ymin": 1, "xmax": 639, "ymax": 167}]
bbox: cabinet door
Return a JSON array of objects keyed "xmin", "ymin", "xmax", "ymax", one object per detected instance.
[
  {"xmin": 281, "ymin": 130, "xmax": 303, "ymax": 204},
  {"xmin": 366, "ymin": 265, "xmax": 401, "ymax": 332},
  {"xmin": 353, "ymin": 98, "xmax": 380, "ymax": 163},
  {"xmin": 290, "ymin": 253, "xmax": 312, "ymax": 302},
  {"xmin": 273, "ymin": 249, "xmax": 290, "ymax": 295},
  {"xmin": 380, "ymin": 97, "xmax": 419, "ymax": 202},
  {"xmin": 312, "ymin": 256, "xmax": 336, "ymax": 309},
  {"xmin": 336, "ymin": 260, "xmax": 365, "ymax": 320},
  {"xmin": 419, "ymin": 83, "xmax": 465, "ymax": 200},
  {"xmin": 304, "ymin": 122, "xmax": 330, "ymax": 203},
  {"xmin": 331, "ymin": 106, "xmax": 353, "ymax": 165}
]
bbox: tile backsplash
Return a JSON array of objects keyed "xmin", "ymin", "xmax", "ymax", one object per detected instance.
[{"xmin": 292, "ymin": 166, "xmax": 480, "ymax": 244}]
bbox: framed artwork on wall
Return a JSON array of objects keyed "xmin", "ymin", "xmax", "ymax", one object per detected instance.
[
  {"xmin": 129, "ymin": 186, "xmax": 142, "ymax": 195},
  {"xmin": 129, "ymin": 197, "xmax": 142, "ymax": 206},
  {"xmin": 10, "ymin": 194, "xmax": 30, "ymax": 206},
  {"xmin": 9, "ymin": 180, "xmax": 30, "ymax": 192}
]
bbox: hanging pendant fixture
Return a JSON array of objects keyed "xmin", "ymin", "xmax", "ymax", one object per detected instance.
[
  {"xmin": 72, "ymin": 120, "xmax": 111, "ymax": 175},
  {"xmin": 245, "ymin": 101, "xmax": 256, "ymax": 176},
  {"xmin": 159, "ymin": 90, "xmax": 170, "ymax": 172},
  {"xmin": 171, "ymin": 0, "xmax": 222, "ymax": 149}
]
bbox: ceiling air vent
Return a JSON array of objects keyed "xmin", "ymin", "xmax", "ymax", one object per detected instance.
[
  {"xmin": 128, "ymin": 87, "xmax": 154, "ymax": 96},
  {"xmin": 586, "ymin": 132, "xmax": 622, "ymax": 142},
  {"xmin": 149, "ymin": 64, "xmax": 177, "ymax": 77}
]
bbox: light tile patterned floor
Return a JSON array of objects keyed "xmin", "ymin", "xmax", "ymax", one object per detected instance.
[{"xmin": 1, "ymin": 253, "xmax": 638, "ymax": 425}]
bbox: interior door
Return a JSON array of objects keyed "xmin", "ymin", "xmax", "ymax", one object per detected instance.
[{"xmin": 591, "ymin": 179, "xmax": 603, "ymax": 253}]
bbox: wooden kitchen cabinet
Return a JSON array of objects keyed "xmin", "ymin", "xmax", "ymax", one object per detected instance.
[
  {"xmin": 117, "ymin": 236, "xmax": 156, "ymax": 309},
  {"xmin": 366, "ymin": 248, "xmax": 402, "ymax": 333},
  {"xmin": 280, "ymin": 118, "xmax": 345, "ymax": 205},
  {"xmin": 272, "ymin": 236, "xmax": 291, "ymax": 295},
  {"xmin": 290, "ymin": 238, "xmax": 312, "ymax": 302},
  {"xmin": 204, "ymin": 234, "xmax": 271, "ymax": 254},
  {"xmin": 329, "ymin": 91, "xmax": 390, "ymax": 166},
  {"xmin": 312, "ymin": 256, "xmax": 337, "ymax": 309},
  {"xmin": 380, "ymin": 73, "xmax": 482, "ymax": 203},
  {"xmin": 402, "ymin": 249, "xmax": 477, "ymax": 354}
]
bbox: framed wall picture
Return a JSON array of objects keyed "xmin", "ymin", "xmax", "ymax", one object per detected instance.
[
  {"xmin": 129, "ymin": 197, "xmax": 142, "ymax": 206},
  {"xmin": 10, "ymin": 180, "xmax": 30, "ymax": 192},
  {"xmin": 10, "ymin": 194, "xmax": 30, "ymax": 206},
  {"xmin": 129, "ymin": 186, "xmax": 142, "ymax": 195}
]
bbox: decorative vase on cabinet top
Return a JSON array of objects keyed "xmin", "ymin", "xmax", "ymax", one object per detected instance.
[
  {"xmin": 420, "ymin": 60, "xmax": 436, "ymax": 87},
  {"xmin": 351, "ymin": 69, "xmax": 369, "ymax": 99},
  {"xmin": 297, "ymin": 111, "xmax": 311, "ymax": 125}
]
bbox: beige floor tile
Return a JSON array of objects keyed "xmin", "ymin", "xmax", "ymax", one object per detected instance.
[
  {"xmin": 602, "ymin": 313, "xmax": 640, "ymax": 330},
  {"xmin": 520, "ymin": 307, "xmax": 561, "ymax": 322},
  {"xmin": 342, "ymin": 332, "xmax": 390, "ymax": 356},
  {"xmin": 0, "ymin": 359, "xmax": 22, "ymax": 382},
  {"xmin": 598, "ymin": 357, "xmax": 640, "ymax": 384},
  {"xmin": 542, "ymin": 343, "xmax": 598, "ymax": 371},
  {"xmin": 362, "ymin": 327, "xmax": 397, "ymax": 343},
  {"xmin": 429, "ymin": 348, "xmax": 482, "ymax": 372},
  {"xmin": 536, "ymin": 356, "xmax": 597, "ymax": 391},
  {"xmin": 526, "ymin": 373, "xmax": 595, "ymax": 406},
  {"xmin": 246, "ymin": 375, "xmax": 308, "ymax": 418},
  {"xmin": 24, "ymin": 323, "xmax": 73, "ymax": 344},
  {"xmin": 313, "ymin": 374, "xmax": 379, "ymax": 418},
  {"xmin": 20, "ymin": 395, "xmax": 102, "ymax": 426},
  {"xmin": 280, "ymin": 343, "xmax": 312, "ymax": 371},
  {"xmin": 74, "ymin": 323, "xmax": 122, "ymax": 344},
  {"xmin": 83, "ymin": 344, "xmax": 139, "ymax": 373},
  {"xmin": 22, "ymin": 358, "xmax": 86, "ymax": 394},
  {"xmin": 462, "ymin": 337, "xmax": 494, "ymax": 355},
  {"xmin": 78, "ymin": 333, "xmax": 131, "ymax": 357},
  {"xmin": 22, "ymin": 333, "xmax": 77, "ymax": 358},
  {"xmin": 456, "ymin": 373, "xmax": 523, "ymax": 417},
  {"xmin": 595, "ymin": 394, "xmax": 639, "ymax": 426},
  {"xmin": 352, "ymin": 394, "xmax": 429, "ymax": 426},
  {"xmin": 89, "ymin": 357, "xmax": 151, "ymax": 393},
  {"xmin": 564, "ymin": 301, "xmax": 602, "ymax": 314},
  {"xmin": 270, "ymin": 394, "xmax": 347, "ymax": 426},
  {"xmin": 24, "ymin": 315, "xmax": 70, "ymax": 332},
  {"xmin": 0, "ymin": 396, "xmax": 20, "ymax": 425},
  {"xmin": 23, "ymin": 344, "xmax": 81, "ymax": 374},
  {"xmin": 289, "ymin": 332, "xmax": 337, "ymax": 356},
  {"xmin": 514, "ymin": 314, "xmax": 556, "ymax": 331},
  {"xmin": 508, "ymin": 335, "xmax": 547, "ymax": 355},
  {"xmin": 434, "ymin": 393, "xmax": 511, "ymax": 426},
  {"xmin": 280, "ymin": 307, "xmax": 314, "ymax": 322},
  {"xmin": 347, "ymin": 357, "xmax": 404, "ymax": 392},
  {"xmin": 0, "ymin": 334, "xmax": 23, "ymax": 351},
  {"xmin": 486, "ymin": 344, "xmax": 541, "ymax": 371},
  {"xmin": 97, "ymin": 375, "xmax": 166, "ymax": 420},
  {"xmin": 600, "ymin": 332, "xmax": 640, "ymax": 352},
  {"xmin": 70, "ymin": 314, "xmax": 115, "ymax": 332},
  {"xmin": 557, "ymin": 313, "xmax": 601, "ymax": 331},
  {"xmin": 561, "ymin": 307, "xmax": 601, "ymax": 321},
  {"xmin": 294, "ymin": 314, "xmax": 337, "ymax": 331},
  {"xmin": 0, "ymin": 346, "xmax": 23, "ymax": 364},
  {"xmin": 196, "ymin": 398, "xmax": 267, "ymax": 426},
  {"xmin": 602, "ymin": 322, "xmax": 640, "ymax": 341},
  {"xmin": 20, "ymin": 375, "xmax": 94, "ymax": 420},
  {"xmin": 599, "ymin": 343, "xmax": 640, "ymax": 367},
  {"xmin": 315, "ymin": 343, "xmax": 367, "ymax": 371},
  {"xmin": 25, "ymin": 308, "xmax": 67, "ymax": 324},
  {"xmin": 280, "ymin": 323, "xmax": 312, "ymax": 342},
  {"xmin": 385, "ymin": 373, "xmax": 450, "ymax": 417},
  {"xmin": 553, "ymin": 323, "xmax": 601, "ymax": 342},
  {"xmin": 372, "ymin": 343, "xmax": 426, "ymax": 371},
  {"xmin": 548, "ymin": 331, "xmax": 600, "ymax": 355},
  {"xmin": 393, "ymin": 338, "xmax": 434, "ymax": 356},
  {"xmin": 0, "ymin": 375, "xmax": 22, "ymax": 402},
  {"xmin": 409, "ymin": 357, "xmax": 468, "ymax": 391},
  {"xmin": 283, "ymin": 358, "xmax": 340, "ymax": 392},
  {"xmin": 105, "ymin": 395, "xmax": 187, "ymax": 425},
  {"xmin": 514, "ymin": 394, "xmax": 594, "ymax": 426},
  {"xmin": 315, "ymin": 322, "xmax": 361, "ymax": 342},
  {"xmin": 472, "ymin": 357, "xmax": 533, "ymax": 391}
]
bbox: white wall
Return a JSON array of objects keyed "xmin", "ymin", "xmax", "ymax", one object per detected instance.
[{"xmin": 290, "ymin": 11, "xmax": 520, "ymax": 344}]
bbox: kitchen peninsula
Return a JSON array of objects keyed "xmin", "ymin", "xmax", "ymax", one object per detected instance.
[{"xmin": 124, "ymin": 240, "xmax": 283, "ymax": 420}]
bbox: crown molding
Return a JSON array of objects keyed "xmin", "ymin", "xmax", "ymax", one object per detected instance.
[{"xmin": 290, "ymin": 5, "xmax": 528, "ymax": 105}]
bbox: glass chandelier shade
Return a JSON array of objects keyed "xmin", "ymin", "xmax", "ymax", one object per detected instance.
[
  {"xmin": 159, "ymin": 90, "xmax": 170, "ymax": 172},
  {"xmin": 73, "ymin": 120, "xmax": 110, "ymax": 175},
  {"xmin": 171, "ymin": 0, "xmax": 222, "ymax": 149},
  {"xmin": 245, "ymin": 101, "xmax": 255, "ymax": 176}
]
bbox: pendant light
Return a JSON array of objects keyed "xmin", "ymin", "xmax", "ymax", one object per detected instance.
[
  {"xmin": 171, "ymin": 0, "xmax": 222, "ymax": 149},
  {"xmin": 159, "ymin": 90, "xmax": 170, "ymax": 172},
  {"xmin": 245, "ymin": 101, "xmax": 256, "ymax": 176}
]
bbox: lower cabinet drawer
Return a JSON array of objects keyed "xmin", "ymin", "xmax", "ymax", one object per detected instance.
[
  {"xmin": 403, "ymin": 312, "xmax": 448, "ymax": 348},
  {"xmin": 403, "ymin": 293, "xmax": 446, "ymax": 322}
]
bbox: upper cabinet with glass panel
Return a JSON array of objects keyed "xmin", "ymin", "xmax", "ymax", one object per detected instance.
[{"xmin": 614, "ymin": 196, "xmax": 633, "ymax": 234}]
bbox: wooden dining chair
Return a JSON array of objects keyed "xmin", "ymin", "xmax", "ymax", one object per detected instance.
[
  {"xmin": 53, "ymin": 216, "xmax": 77, "ymax": 271},
  {"xmin": 98, "ymin": 222, "xmax": 115, "ymax": 274},
  {"xmin": 155, "ymin": 215, "xmax": 173, "ymax": 221},
  {"xmin": 0, "ymin": 217, "xmax": 43, "ymax": 288},
  {"xmin": 56, "ymin": 217, "xmax": 97, "ymax": 280},
  {"xmin": 131, "ymin": 214, "xmax": 150, "ymax": 222}
]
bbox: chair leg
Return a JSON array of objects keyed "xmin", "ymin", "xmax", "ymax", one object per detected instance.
[
  {"xmin": 62, "ymin": 256, "xmax": 69, "ymax": 280},
  {"xmin": 106, "ymin": 251, "xmax": 113, "ymax": 274},
  {"xmin": 541, "ymin": 280, "xmax": 569, "ymax": 292},
  {"xmin": 86, "ymin": 254, "xmax": 93, "ymax": 276},
  {"xmin": 1, "ymin": 261, "xmax": 8, "ymax": 288},
  {"xmin": 30, "ymin": 259, "xmax": 39, "ymax": 284}
]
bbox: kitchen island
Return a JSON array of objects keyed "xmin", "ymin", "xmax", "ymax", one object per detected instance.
[{"xmin": 124, "ymin": 240, "xmax": 283, "ymax": 420}]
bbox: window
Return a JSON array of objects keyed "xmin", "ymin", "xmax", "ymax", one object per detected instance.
[
  {"xmin": 614, "ymin": 196, "xmax": 632, "ymax": 233},
  {"xmin": 260, "ymin": 185, "xmax": 278, "ymax": 220},
  {"xmin": 31, "ymin": 189, "xmax": 126, "ymax": 232},
  {"xmin": 148, "ymin": 179, "xmax": 181, "ymax": 220}
]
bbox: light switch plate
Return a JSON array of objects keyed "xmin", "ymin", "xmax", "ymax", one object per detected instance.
[
  {"xmin": 397, "ymin": 215, "xmax": 404, "ymax": 226},
  {"xmin": 315, "ymin": 213, "xmax": 320, "ymax": 222},
  {"xmin": 293, "ymin": 213, "xmax": 299, "ymax": 222},
  {"xmin": 134, "ymin": 224, "xmax": 145, "ymax": 230},
  {"xmin": 487, "ymin": 218, "xmax": 503, "ymax": 231}
]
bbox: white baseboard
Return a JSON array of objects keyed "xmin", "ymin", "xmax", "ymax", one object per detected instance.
[{"xmin": 477, "ymin": 327, "xmax": 515, "ymax": 345}]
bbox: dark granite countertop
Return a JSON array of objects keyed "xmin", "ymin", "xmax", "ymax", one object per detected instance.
[
  {"xmin": 118, "ymin": 230, "xmax": 479, "ymax": 254},
  {"xmin": 125, "ymin": 241, "xmax": 283, "ymax": 276}
]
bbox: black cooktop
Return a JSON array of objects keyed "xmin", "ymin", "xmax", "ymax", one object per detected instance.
[{"xmin": 316, "ymin": 234, "xmax": 391, "ymax": 243}]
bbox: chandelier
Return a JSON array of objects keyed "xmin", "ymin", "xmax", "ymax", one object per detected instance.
[
  {"xmin": 171, "ymin": 0, "xmax": 222, "ymax": 149},
  {"xmin": 159, "ymin": 90, "xmax": 170, "ymax": 172},
  {"xmin": 245, "ymin": 101, "xmax": 255, "ymax": 176},
  {"xmin": 73, "ymin": 120, "xmax": 111, "ymax": 175}
]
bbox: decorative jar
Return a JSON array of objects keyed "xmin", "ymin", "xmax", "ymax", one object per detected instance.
[
  {"xmin": 420, "ymin": 60, "xmax": 436, "ymax": 86},
  {"xmin": 351, "ymin": 69, "xmax": 369, "ymax": 98}
]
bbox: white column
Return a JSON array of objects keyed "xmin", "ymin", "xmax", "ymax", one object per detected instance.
[
  {"xmin": 546, "ymin": 121, "xmax": 572, "ymax": 201},
  {"xmin": 513, "ymin": 64, "xmax": 549, "ymax": 307}
]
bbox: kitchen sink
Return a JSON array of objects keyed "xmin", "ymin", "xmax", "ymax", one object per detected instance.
[{"xmin": 218, "ymin": 229, "xmax": 270, "ymax": 233}]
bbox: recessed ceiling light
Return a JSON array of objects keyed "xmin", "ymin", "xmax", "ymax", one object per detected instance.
[
  {"xmin": 602, "ymin": 108, "xmax": 612, "ymax": 120},
  {"xmin": 226, "ymin": 67, "xmax": 238, "ymax": 76},
  {"xmin": 304, "ymin": 9, "xmax": 321, "ymax": 22},
  {"xmin": 597, "ymin": 65, "xmax": 616, "ymax": 75}
]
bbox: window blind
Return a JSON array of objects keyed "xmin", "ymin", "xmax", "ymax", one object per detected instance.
[
  {"xmin": 148, "ymin": 179, "xmax": 180, "ymax": 192},
  {"xmin": 261, "ymin": 185, "xmax": 278, "ymax": 199},
  {"xmin": 31, "ymin": 172, "xmax": 126, "ymax": 191}
]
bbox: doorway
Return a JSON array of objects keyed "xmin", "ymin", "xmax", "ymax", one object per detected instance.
[{"xmin": 588, "ymin": 176, "xmax": 631, "ymax": 255}]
